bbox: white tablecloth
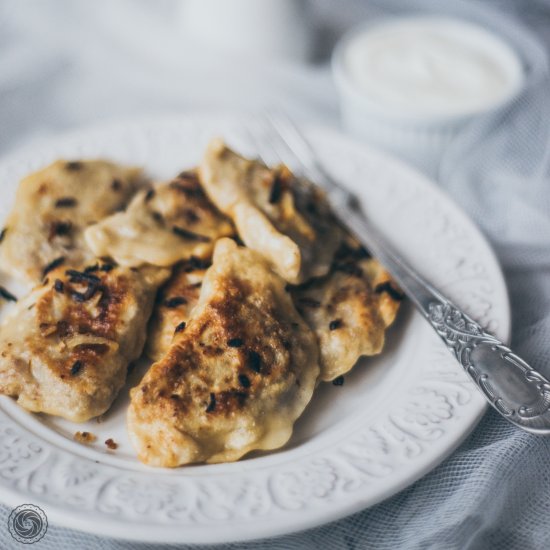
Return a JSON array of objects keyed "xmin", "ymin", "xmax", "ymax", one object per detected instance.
[{"xmin": 1, "ymin": 1, "xmax": 550, "ymax": 548}]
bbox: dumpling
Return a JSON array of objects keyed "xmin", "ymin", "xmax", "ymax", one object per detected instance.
[
  {"xmin": 84, "ymin": 171, "xmax": 234, "ymax": 267},
  {"xmin": 145, "ymin": 257, "xmax": 209, "ymax": 361},
  {"xmin": 291, "ymin": 238, "xmax": 402, "ymax": 382},
  {"xmin": 199, "ymin": 139, "xmax": 342, "ymax": 284},
  {"xmin": 0, "ymin": 261, "xmax": 168, "ymax": 422},
  {"xmin": 0, "ymin": 159, "xmax": 142, "ymax": 283},
  {"xmin": 127, "ymin": 238, "xmax": 320, "ymax": 467}
]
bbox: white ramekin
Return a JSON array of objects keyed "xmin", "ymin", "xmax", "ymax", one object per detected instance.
[{"xmin": 331, "ymin": 15, "xmax": 535, "ymax": 176}]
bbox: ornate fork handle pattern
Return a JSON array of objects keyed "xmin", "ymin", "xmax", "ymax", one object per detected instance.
[
  {"xmin": 344, "ymin": 202, "xmax": 550, "ymax": 435},
  {"xmin": 428, "ymin": 301, "xmax": 550, "ymax": 427}
]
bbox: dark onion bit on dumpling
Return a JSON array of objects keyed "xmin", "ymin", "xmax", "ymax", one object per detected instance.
[
  {"xmin": 66, "ymin": 269, "xmax": 101, "ymax": 284},
  {"xmin": 71, "ymin": 282, "xmax": 101, "ymax": 302},
  {"xmin": 246, "ymin": 350, "xmax": 262, "ymax": 373},
  {"xmin": 334, "ymin": 241, "xmax": 371, "ymax": 261},
  {"xmin": 55, "ymin": 197, "xmax": 77, "ymax": 208},
  {"xmin": 205, "ymin": 392, "xmax": 216, "ymax": 413},
  {"xmin": 182, "ymin": 208, "xmax": 200, "ymax": 224},
  {"xmin": 71, "ymin": 360, "xmax": 84, "ymax": 375},
  {"xmin": 374, "ymin": 281, "xmax": 405, "ymax": 301},
  {"xmin": 176, "ymin": 170, "xmax": 198, "ymax": 180},
  {"xmin": 268, "ymin": 175, "xmax": 283, "ymax": 204},
  {"xmin": 333, "ymin": 262, "xmax": 363, "ymax": 277},
  {"xmin": 164, "ymin": 296, "xmax": 187, "ymax": 308},
  {"xmin": 172, "ymin": 225, "xmax": 211, "ymax": 243},
  {"xmin": 297, "ymin": 297, "xmax": 321, "ymax": 308},
  {"xmin": 227, "ymin": 338, "xmax": 243, "ymax": 348},
  {"xmin": 238, "ymin": 374, "xmax": 251, "ymax": 388},
  {"xmin": 181, "ymin": 256, "xmax": 211, "ymax": 273},
  {"xmin": 151, "ymin": 211, "xmax": 164, "ymax": 224},
  {"xmin": 43, "ymin": 256, "xmax": 66, "ymax": 277},
  {"xmin": 0, "ymin": 286, "xmax": 17, "ymax": 302},
  {"xmin": 48, "ymin": 221, "xmax": 73, "ymax": 240}
]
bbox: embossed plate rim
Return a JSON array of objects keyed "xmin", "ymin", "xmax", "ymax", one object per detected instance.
[{"xmin": 0, "ymin": 112, "xmax": 510, "ymax": 544}]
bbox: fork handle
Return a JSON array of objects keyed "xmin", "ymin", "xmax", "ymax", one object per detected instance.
[
  {"xmin": 265, "ymin": 112, "xmax": 550, "ymax": 434},
  {"xmin": 340, "ymin": 200, "xmax": 550, "ymax": 434}
]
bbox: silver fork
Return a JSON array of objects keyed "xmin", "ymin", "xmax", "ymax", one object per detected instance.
[{"xmin": 254, "ymin": 112, "xmax": 550, "ymax": 435}]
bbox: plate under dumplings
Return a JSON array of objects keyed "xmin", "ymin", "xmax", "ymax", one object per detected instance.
[{"xmin": 0, "ymin": 114, "xmax": 507, "ymax": 543}]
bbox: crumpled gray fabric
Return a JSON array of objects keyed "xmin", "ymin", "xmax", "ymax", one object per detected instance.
[{"xmin": 0, "ymin": 0, "xmax": 549, "ymax": 548}]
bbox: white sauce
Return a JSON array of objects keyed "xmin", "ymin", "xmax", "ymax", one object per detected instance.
[{"xmin": 343, "ymin": 17, "xmax": 524, "ymax": 118}]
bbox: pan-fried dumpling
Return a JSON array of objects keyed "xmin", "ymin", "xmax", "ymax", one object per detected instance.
[
  {"xmin": 145, "ymin": 257, "xmax": 209, "ymax": 361},
  {"xmin": 0, "ymin": 261, "xmax": 168, "ymax": 422},
  {"xmin": 199, "ymin": 140, "xmax": 342, "ymax": 284},
  {"xmin": 0, "ymin": 160, "xmax": 142, "ymax": 283},
  {"xmin": 84, "ymin": 171, "xmax": 233, "ymax": 267},
  {"xmin": 291, "ymin": 239, "xmax": 402, "ymax": 381},
  {"xmin": 127, "ymin": 238, "xmax": 320, "ymax": 467}
]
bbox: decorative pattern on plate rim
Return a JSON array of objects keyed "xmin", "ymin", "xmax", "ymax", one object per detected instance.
[
  {"xmin": 0, "ymin": 114, "xmax": 509, "ymax": 543},
  {"xmin": 429, "ymin": 300, "xmax": 550, "ymax": 420}
]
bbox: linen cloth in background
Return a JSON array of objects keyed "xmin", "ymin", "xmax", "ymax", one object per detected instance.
[{"xmin": 1, "ymin": 0, "xmax": 550, "ymax": 548}]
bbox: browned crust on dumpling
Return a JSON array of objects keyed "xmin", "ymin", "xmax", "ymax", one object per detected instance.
[
  {"xmin": 199, "ymin": 140, "xmax": 342, "ymax": 284},
  {"xmin": 128, "ymin": 238, "xmax": 319, "ymax": 467},
  {"xmin": 0, "ymin": 159, "xmax": 142, "ymax": 282},
  {"xmin": 85, "ymin": 171, "xmax": 234, "ymax": 267},
  {"xmin": 145, "ymin": 257, "xmax": 210, "ymax": 361},
  {"xmin": 0, "ymin": 261, "xmax": 168, "ymax": 421},
  {"xmin": 291, "ymin": 238, "xmax": 402, "ymax": 381}
]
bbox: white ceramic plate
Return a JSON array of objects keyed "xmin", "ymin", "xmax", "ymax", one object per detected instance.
[{"xmin": 0, "ymin": 113, "xmax": 509, "ymax": 544}]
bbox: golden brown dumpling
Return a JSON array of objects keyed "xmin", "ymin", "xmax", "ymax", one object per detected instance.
[
  {"xmin": 0, "ymin": 159, "xmax": 142, "ymax": 282},
  {"xmin": 291, "ymin": 239, "xmax": 402, "ymax": 381},
  {"xmin": 0, "ymin": 261, "xmax": 168, "ymax": 421},
  {"xmin": 145, "ymin": 257, "xmax": 209, "ymax": 361},
  {"xmin": 85, "ymin": 171, "xmax": 233, "ymax": 267},
  {"xmin": 127, "ymin": 238, "xmax": 320, "ymax": 467},
  {"xmin": 199, "ymin": 139, "xmax": 342, "ymax": 284}
]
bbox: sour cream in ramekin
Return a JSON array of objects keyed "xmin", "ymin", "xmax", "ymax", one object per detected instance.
[
  {"xmin": 332, "ymin": 16, "xmax": 526, "ymax": 172},
  {"xmin": 337, "ymin": 16, "xmax": 524, "ymax": 120}
]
